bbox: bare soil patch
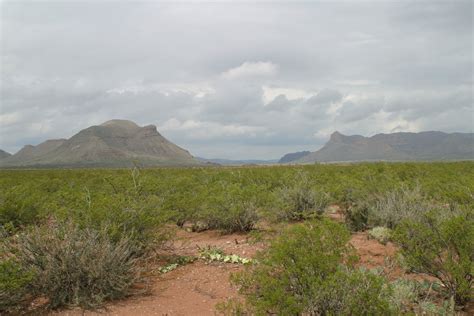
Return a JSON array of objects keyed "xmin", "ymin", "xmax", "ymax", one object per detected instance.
[
  {"xmin": 53, "ymin": 230, "xmax": 263, "ymax": 316},
  {"xmin": 53, "ymin": 224, "xmax": 442, "ymax": 316}
]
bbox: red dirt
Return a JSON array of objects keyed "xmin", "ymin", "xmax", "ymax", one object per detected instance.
[
  {"xmin": 52, "ymin": 223, "xmax": 443, "ymax": 316},
  {"xmin": 54, "ymin": 230, "xmax": 263, "ymax": 316}
]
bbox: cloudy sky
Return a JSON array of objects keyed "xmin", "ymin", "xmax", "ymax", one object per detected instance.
[{"xmin": 1, "ymin": 0, "xmax": 472, "ymax": 159}]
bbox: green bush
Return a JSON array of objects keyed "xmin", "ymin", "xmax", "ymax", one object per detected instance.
[
  {"xmin": 8, "ymin": 221, "xmax": 142, "ymax": 309},
  {"xmin": 273, "ymin": 173, "xmax": 329, "ymax": 221},
  {"xmin": 394, "ymin": 208, "xmax": 474, "ymax": 306},
  {"xmin": 369, "ymin": 185, "xmax": 434, "ymax": 229},
  {"xmin": 0, "ymin": 186, "xmax": 42, "ymax": 232},
  {"xmin": 388, "ymin": 279, "xmax": 419, "ymax": 313},
  {"xmin": 368, "ymin": 226, "xmax": 392, "ymax": 244},
  {"xmin": 0, "ymin": 258, "xmax": 35, "ymax": 313},
  {"xmin": 69, "ymin": 169, "xmax": 173, "ymax": 252},
  {"xmin": 233, "ymin": 219, "xmax": 394, "ymax": 315},
  {"xmin": 193, "ymin": 183, "xmax": 260, "ymax": 233},
  {"xmin": 211, "ymin": 200, "xmax": 259, "ymax": 233},
  {"xmin": 344, "ymin": 185, "xmax": 440, "ymax": 232},
  {"xmin": 344, "ymin": 202, "xmax": 370, "ymax": 231}
]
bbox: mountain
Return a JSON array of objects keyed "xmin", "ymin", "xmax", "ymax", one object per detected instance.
[
  {"xmin": 197, "ymin": 157, "xmax": 278, "ymax": 166},
  {"xmin": 297, "ymin": 131, "xmax": 474, "ymax": 163},
  {"xmin": 4, "ymin": 139, "xmax": 66, "ymax": 165},
  {"xmin": 0, "ymin": 149, "xmax": 11, "ymax": 160},
  {"xmin": 278, "ymin": 151, "xmax": 310, "ymax": 164},
  {"xmin": 1, "ymin": 120, "xmax": 200, "ymax": 167}
]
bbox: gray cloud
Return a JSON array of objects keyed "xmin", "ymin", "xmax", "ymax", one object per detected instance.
[
  {"xmin": 307, "ymin": 89, "xmax": 343, "ymax": 106},
  {"xmin": 0, "ymin": 0, "xmax": 472, "ymax": 159}
]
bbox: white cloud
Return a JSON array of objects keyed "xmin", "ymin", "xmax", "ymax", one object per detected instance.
[
  {"xmin": 1, "ymin": 1, "xmax": 471, "ymax": 159},
  {"xmin": 221, "ymin": 62, "xmax": 278, "ymax": 80},
  {"xmin": 335, "ymin": 80, "xmax": 380, "ymax": 86},
  {"xmin": 107, "ymin": 82, "xmax": 215, "ymax": 97},
  {"xmin": 160, "ymin": 118, "xmax": 265, "ymax": 139},
  {"xmin": 262, "ymin": 85, "xmax": 313, "ymax": 105},
  {"xmin": 0, "ymin": 112, "xmax": 22, "ymax": 126}
]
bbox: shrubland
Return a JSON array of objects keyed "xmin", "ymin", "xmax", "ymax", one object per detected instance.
[
  {"xmin": 0, "ymin": 161, "xmax": 473, "ymax": 313},
  {"xmin": 4, "ymin": 222, "xmax": 142, "ymax": 309},
  {"xmin": 231, "ymin": 219, "xmax": 394, "ymax": 315},
  {"xmin": 394, "ymin": 208, "xmax": 473, "ymax": 306}
]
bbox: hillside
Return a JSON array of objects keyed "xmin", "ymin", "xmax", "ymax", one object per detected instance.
[
  {"xmin": 0, "ymin": 120, "xmax": 200, "ymax": 167},
  {"xmin": 0, "ymin": 149, "xmax": 11, "ymax": 159},
  {"xmin": 297, "ymin": 131, "xmax": 474, "ymax": 163},
  {"xmin": 278, "ymin": 151, "xmax": 310, "ymax": 163}
]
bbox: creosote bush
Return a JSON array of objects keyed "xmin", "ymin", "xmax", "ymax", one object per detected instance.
[
  {"xmin": 6, "ymin": 221, "xmax": 143, "ymax": 310},
  {"xmin": 0, "ymin": 258, "xmax": 35, "ymax": 313},
  {"xmin": 232, "ymin": 219, "xmax": 394, "ymax": 315},
  {"xmin": 274, "ymin": 172, "xmax": 329, "ymax": 222},
  {"xmin": 370, "ymin": 185, "xmax": 435, "ymax": 229},
  {"xmin": 345, "ymin": 185, "xmax": 439, "ymax": 231},
  {"xmin": 368, "ymin": 226, "xmax": 392, "ymax": 244},
  {"xmin": 394, "ymin": 208, "xmax": 474, "ymax": 306},
  {"xmin": 192, "ymin": 183, "xmax": 260, "ymax": 233}
]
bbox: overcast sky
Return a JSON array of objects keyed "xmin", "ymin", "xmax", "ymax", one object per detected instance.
[{"xmin": 1, "ymin": 0, "xmax": 472, "ymax": 159}]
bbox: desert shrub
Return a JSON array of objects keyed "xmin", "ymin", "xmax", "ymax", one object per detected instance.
[
  {"xmin": 344, "ymin": 201, "xmax": 370, "ymax": 231},
  {"xmin": 418, "ymin": 299, "xmax": 456, "ymax": 315},
  {"xmin": 196, "ymin": 199, "xmax": 259, "ymax": 233},
  {"xmin": 76, "ymin": 194, "xmax": 172, "ymax": 251},
  {"xmin": 273, "ymin": 173, "xmax": 329, "ymax": 221},
  {"xmin": 387, "ymin": 279, "xmax": 455, "ymax": 314},
  {"xmin": 211, "ymin": 201, "xmax": 259, "ymax": 233},
  {"xmin": 368, "ymin": 226, "xmax": 392, "ymax": 244},
  {"xmin": 193, "ymin": 183, "xmax": 260, "ymax": 233},
  {"xmin": 67, "ymin": 169, "xmax": 174, "ymax": 252},
  {"xmin": 233, "ymin": 219, "xmax": 394, "ymax": 315},
  {"xmin": 369, "ymin": 185, "xmax": 434, "ymax": 229},
  {"xmin": 388, "ymin": 279, "xmax": 419, "ymax": 313},
  {"xmin": 394, "ymin": 208, "xmax": 474, "ymax": 306},
  {"xmin": 0, "ymin": 186, "xmax": 42, "ymax": 233},
  {"xmin": 344, "ymin": 185, "xmax": 440, "ymax": 231},
  {"xmin": 8, "ymin": 221, "xmax": 142, "ymax": 309},
  {"xmin": 0, "ymin": 258, "xmax": 35, "ymax": 313}
]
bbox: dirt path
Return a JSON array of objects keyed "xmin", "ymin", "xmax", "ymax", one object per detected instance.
[
  {"xmin": 55, "ymin": 230, "xmax": 264, "ymax": 316},
  {"xmin": 54, "ymin": 222, "xmax": 436, "ymax": 316}
]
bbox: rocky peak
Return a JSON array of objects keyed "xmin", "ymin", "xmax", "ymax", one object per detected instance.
[
  {"xmin": 100, "ymin": 119, "xmax": 140, "ymax": 129},
  {"xmin": 329, "ymin": 131, "xmax": 345, "ymax": 142}
]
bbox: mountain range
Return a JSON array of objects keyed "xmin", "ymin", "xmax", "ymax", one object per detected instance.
[
  {"xmin": 278, "ymin": 151, "xmax": 311, "ymax": 164},
  {"xmin": 0, "ymin": 120, "xmax": 199, "ymax": 168},
  {"xmin": 0, "ymin": 149, "xmax": 11, "ymax": 159},
  {"xmin": 1, "ymin": 122, "xmax": 473, "ymax": 168},
  {"xmin": 289, "ymin": 131, "xmax": 474, "ymax": 163}
]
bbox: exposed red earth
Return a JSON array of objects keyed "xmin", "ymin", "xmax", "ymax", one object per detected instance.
[{"xmin": 49, "ymin": 210, "xmax": 470, "ymax": 316}]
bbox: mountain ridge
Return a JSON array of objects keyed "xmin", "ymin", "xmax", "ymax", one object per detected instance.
[
  {"xmin": 278, "ymin": 151, "xmax": 311, "ymax": 164},
  {"xmin": 0, "ymin": 149, "xmax": 11, "ymax": 159},
  {"xmin": 1, "ymin": 120, "xmax": 200, "ymax": 168},
  {"xmin": 297, "ymin": 131, "xmax": 474, "ymax": 163}
]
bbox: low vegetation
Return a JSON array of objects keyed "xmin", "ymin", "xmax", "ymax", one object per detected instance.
[
  {"xmin": 394, "ymin": 208, "xmax": 473, "ymax": 306},
  {"xmin": 2, "ymin": 221, "xmax": 143, "ymax": 310},
  {"xmin": 0, "ymin": 162, "xmax": 473, "ymax": 313},
  {"xmin": 232, "ymin": 219, "xmax": 394, "ymax": 315}
]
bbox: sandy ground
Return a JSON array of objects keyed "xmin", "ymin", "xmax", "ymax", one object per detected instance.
[
  {"xmin": 50, "ymin": 209, "xmax": 469, "ymax": 315},
  {"xmin": 53, "ymin": 230, "xmax": 264, "ymax": 316}
]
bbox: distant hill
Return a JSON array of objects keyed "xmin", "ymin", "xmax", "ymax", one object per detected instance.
[
  {"xmin": 0, "ymin": 149, "xmax": 11, "ymax": 159},
  {"xmin": 278, "ymin": 151, "xmax": 310, "ymax": 163},
  {"xmin": 1, "ymin": 120, "xmax": 200, "ymax": 168},
  {"xmin": 197, "ymin": 157, "xmax": 278, "ymax": 166},
  {"xmin": 297, "ymin": 131, "xmax": 474, "ymax": 163}
]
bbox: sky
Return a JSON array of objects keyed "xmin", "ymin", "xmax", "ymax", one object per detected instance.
[{"xmin": 0, "ymin": 0, "xmax": 472, "ymax": 159}]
